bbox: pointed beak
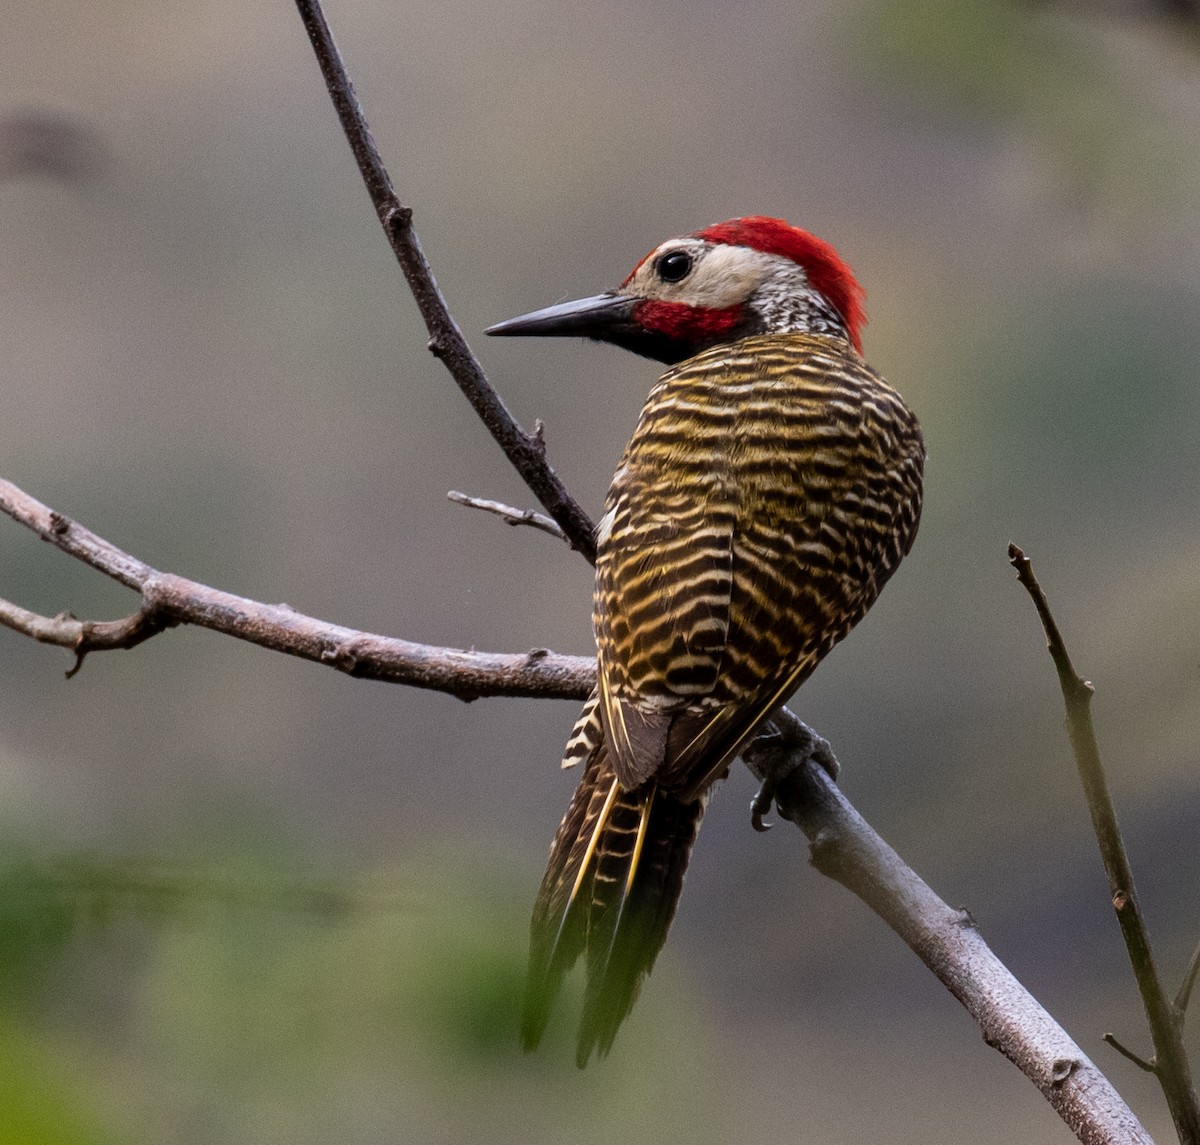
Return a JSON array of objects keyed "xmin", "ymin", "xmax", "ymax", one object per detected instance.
[{"xmin": 485, "ymin": 292, "xmax": 637, "ymax": 339}]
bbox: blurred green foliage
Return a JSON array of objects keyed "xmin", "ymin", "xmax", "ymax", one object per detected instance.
[
  {"xmin": 0, "ymin": 847, "xmax": 723, "ymax": 1144},
  {"xmin": 868, "ymin": 0, "xmax": 1045, "ymax": 114},
  {"xmin": 0, "ymin": 856, "xmax": 81, "ymax": 1000},
  {"xmin": 0, "ymin": 1025, "xmax": 113, "ymax": 1145},
  {"xmin": 859, "ymin": 0, "xmax": 1185, "ymax": 211}
]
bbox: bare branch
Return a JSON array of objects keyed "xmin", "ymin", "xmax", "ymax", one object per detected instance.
[
  {"xmin": 745, "ymin": 723, "xmax": 1155, "ymax": 1145},
  {"xmin": 0, "ymin": 478, "xmax": 156, "ymax": 591},
  {"xmin": 1104, "ymin": 1034, "xmax": 1157, "ymax": 1074},
  {"xmin": 0, "ymin": 597, "xmax": 172, "ymax": 678},
  {"xmin": 447, "ymin": 490, "xmax": 568, "ymax": 542},
  {"xmin": 291, "ymin": 0, "xmax": 597, "ymax": 562},
  {"xmin": 1010, "ymin": 542, "xmax": 1200, "ymax": 1143},
  {"xmin": 0, "ymin": 478, "xmax": 592, "ymax": 701}
]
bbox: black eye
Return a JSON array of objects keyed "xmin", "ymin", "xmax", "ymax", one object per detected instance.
[{"xmin": 655, "ymin": 250, "xmax": 693, "ymax": 283}]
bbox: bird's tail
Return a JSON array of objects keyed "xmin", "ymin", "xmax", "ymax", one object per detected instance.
[{"xmin": 523, "ymin": 745, "xmax": 706, "ymax": 1066}]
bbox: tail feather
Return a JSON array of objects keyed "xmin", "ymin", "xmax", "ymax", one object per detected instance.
[
  {"xmin": 522, "ymin": 751, "xmax": 615, "ymax": 1050},
  {"xmin": 523, "ymin": 745, "xmax": 706, "ymax": 1064}
]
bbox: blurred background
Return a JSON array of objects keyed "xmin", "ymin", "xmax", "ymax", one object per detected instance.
[{"xmin": 2, "ymin": 0, "xmax": 1200, "ymax": 1140}]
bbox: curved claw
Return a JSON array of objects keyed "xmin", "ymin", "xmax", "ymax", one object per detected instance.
[{"xmin": 750, "ymin": 776, "xmax": 778, "ymax": 832}]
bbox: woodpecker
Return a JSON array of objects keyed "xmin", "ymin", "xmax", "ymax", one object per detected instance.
[{"xmin": 487, "ymin": 216, "xmax": 925, "ymax": 1066}]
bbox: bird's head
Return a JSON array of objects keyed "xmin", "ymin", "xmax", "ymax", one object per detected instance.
[{"xmin": 486, "ymin": 215, "xmax": 865, "ymax": 364}]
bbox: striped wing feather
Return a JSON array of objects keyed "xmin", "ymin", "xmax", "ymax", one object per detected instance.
[{"xmin": 597, "ymin": 333, "xmax": 923, "ymax": 797}]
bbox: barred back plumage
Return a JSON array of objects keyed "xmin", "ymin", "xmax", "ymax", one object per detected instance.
[{"xmin": 524, "ymin": 331, "xmax": 924, "ymax": 1064}]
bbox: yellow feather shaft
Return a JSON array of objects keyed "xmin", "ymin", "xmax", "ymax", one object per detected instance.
[
  {"xmin": 624, "ymin": 786, "xmax": 656, "ymax": 898},
  {"xmin": 566, "ymin": 776, "xmax": 620, "ymax": 915}
]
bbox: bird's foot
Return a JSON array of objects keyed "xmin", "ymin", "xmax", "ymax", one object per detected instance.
[{"xmin": 745, "ymin": 712, "xmax": 839, "ymax": 832}]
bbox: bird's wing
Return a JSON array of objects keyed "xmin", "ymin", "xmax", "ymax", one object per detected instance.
[
  {"xmin": 663, "ymin": 339, "xmax": 925, "ymax": 797},
  {"xmin": 595, "ymin": 453, "xmax": 734, "ymax": 787},
  {"xmin": 594, "ymin": 334, "xmax": 924, "ymax": 798},
  {"xmin": 592, "ymin": 377, "xmax": 736, "ymax": 790}
]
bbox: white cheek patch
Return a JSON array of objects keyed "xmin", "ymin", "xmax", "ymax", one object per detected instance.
[
  {"xmin": 625, "ymin": 241, "xmax": 775, "ymax": 308},
  {"xmin": 684, "ymin": 244, "xmax": 771, "ymax": 307}
]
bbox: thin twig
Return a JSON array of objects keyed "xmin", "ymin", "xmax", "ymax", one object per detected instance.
[
  {"xmin": 1105, "ymin": 1033, "xmax": 1157, "ymax": 1074},
  {"xmin": 1010, "ymin": 542, "xmax": 1200, "ymax": 1143},
  {"xmin": 0, "ymin": 479, "xmax": 592, "ymax": 701},
  {"xmin": 0, "ymin": 598, "xmax": 172, "ymax": 678},
  {"xmin": 291, "ymin": 0, "xmax": 596, "ymax": 562},
  {"xmin": 447, "ymin": 490, "xmax": 568, "ymax": 541},
  {"xmin": 1178, "ymin": 938, "xmax": 1200, "ymax": 1020}
]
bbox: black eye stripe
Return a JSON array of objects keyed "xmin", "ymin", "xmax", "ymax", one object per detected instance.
[{"xmin": 655, "ymin": 250, "xmax": 693, "ymax": 283}]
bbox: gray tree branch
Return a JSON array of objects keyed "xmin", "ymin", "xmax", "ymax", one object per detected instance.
[
  {"xmin": 746, "ymin": 711, "xmax": 1155, "ymax": 1145},
  {"xmin": 0, "ymin": 473, "xmax": 1154, "ymax": 1143},
  {"xmin": 0, "ymin": 479, "xmax": 591, "ymax": 701}
]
